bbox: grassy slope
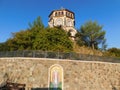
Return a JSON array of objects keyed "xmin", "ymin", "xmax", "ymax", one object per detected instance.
[{"xmin": 73, "ymin": 42, "xmax": 103, "ymax": 56}]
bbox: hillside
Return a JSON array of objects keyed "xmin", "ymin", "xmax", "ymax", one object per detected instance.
[{"xmin": 73, "ymin": 42, "xmax": 103, "ymax": 56}]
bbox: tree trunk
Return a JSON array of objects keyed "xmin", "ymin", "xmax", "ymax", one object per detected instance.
[{"xmin": 92, "ymin": 43, "xmax": 95, "ymax": 50}]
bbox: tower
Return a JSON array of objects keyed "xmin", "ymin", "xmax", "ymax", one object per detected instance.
[{"xmin": 48, "ymin": 8, "xmax": 77, "ymax": 38}]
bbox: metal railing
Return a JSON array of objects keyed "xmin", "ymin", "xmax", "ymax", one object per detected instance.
[{"xmin": 0, "ymin": 50, "xmax": 120, "ymax": 63}]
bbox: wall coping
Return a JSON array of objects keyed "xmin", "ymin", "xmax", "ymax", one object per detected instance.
[{"xmin": 0, "ymin": 57, "xmax": 120, "ymax": 65}]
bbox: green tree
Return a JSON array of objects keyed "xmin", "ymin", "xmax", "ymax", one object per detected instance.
[
  {"xmin": 2, "ymin": 16, "xmax": 73, "ymax": 52},
  {"xmin": 6, "ymin": 30, "xmax": 34, "ymax": 50},
  {"xmin": 77, "ymin": 21, "xmax": 106, "ymax": 50},
  {"xmin": 75, "ymin": 31, "xmax": 86, "ymax": 46},
  {"xmin": 5, "ymin": 16, "xmax": 45, "ymax": 51},
  {"xmin": 0, "ymin": 42, "xmax": 9, "ymax": 51},
  {"xmin": 105, "ymin": 48, "xmax": 120, "ymax": 57},
  {"xmin": 33, "ymin": 27, "xmax": 73, "ymax": 52},
  {"xmin": 28, "ymin": 16, "xmax": 44, "ymax": 30},
  {"xmin": 101, "ymin": 38, "xmax": 107, "ymax": 51}
]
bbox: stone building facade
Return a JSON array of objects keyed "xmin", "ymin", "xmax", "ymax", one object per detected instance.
[{"xmin": 48, "ymin": 8, "xmax": 77, "ymax": 38}]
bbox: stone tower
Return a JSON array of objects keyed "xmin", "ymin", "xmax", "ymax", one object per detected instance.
[{"xmin": 48, "ymin": 8, "xmax": 77, "ymax": 38}]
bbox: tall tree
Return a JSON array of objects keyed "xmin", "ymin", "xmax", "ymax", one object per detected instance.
[
  {"xmin": 77, "ymin": 21, "xmax": 106, "ymax": 50},
  {"xmin": 0, "ymin": 42, "xmax": 9, "ymax": 51},
  {"xmin": 6, "ymin": 16, "xmax": 45, "ymax": 51},
  {"xmin": 28, "ymin": 16, "xmax": 44, "ymax": 30},
  {"xmin": 33, "ymin": 27, "xmax": 73, "ymax": 52},
  {"xmin": 6, "ymin": 30, "xmax": 33, "ymax": 50}
]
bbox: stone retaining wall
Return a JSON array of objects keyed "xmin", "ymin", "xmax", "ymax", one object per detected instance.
[{"xmin": 0, "ymin": 58, "xmax": 120, "ymax": 90}]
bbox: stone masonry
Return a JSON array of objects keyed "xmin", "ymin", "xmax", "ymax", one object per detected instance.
[{"xmin": 0, "ymin": 58, "xmax": 120, "ymax": 90}]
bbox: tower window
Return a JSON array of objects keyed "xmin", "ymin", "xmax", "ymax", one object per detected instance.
[
  {"xmin": 59, "ymin": 12, "xmax": 61, "ymax": 16},
  {"xmin": 66, "ymin": 12, "xmax": 67, "ymax": 16},
  {"xmin": 55, "ymin": 12, "xmax": 57, "ymax": 16},
  {"xmin": 66, "ymin": 12, "xmax": 69, "ymax": 17},
  {"xmin": 61, "ymin": 11, "xmax": 64, "ymax": 15},
  {"xmin": 70, "ymin": 14, "xmax": 72, "ymax": 18},
  {"xmin": 68, "ymin": 13, "xmax": 70, "ymax": 17}
]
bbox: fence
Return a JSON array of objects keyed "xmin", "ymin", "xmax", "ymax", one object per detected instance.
[{"xmin": 0, "ymin": 50, "xmax": 120, "ymax": 63}]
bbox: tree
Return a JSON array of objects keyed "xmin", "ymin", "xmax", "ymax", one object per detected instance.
[
  {"xmin": 75, "ymin": 31, "xmax": 86, "ymax": 46},
  {"xmin": 5, "ymin": 16, "xmax": 45, "ymax": 51},
  {"xmin": 2, "ymin": 16, "xmax": 73, "ymax": 52},
  {"xmin": 105, "ymin": 48, "xmax": 120, "ymax": 57},
  {"xmin": 0, "ymin": 42, "xmax": 9, "ymax": 51},
  {"xmin": 101, "ymin": 38, "xmax": 107, "ymax": 51},
  {"xmin": 33, "ymin": 27, "xmax": 73, "ymax": 52},
  {"xmin": 77, "ymin": 21, "xmax": 106, "ymax": 50},
  {"xmin": 28, "ymin": 16, "xmax": 44, "ymax": 30}
]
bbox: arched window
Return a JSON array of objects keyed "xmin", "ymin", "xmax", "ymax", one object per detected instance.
[
  {"xmin": 66, "ymin": 12, "xmax": 68, "ymax": 16},
  {"xmin": 68, "ymin": 13, "xmax": 70, "ymax": 17},
  {"xmin": 70, "ymin": 13, "xmax": 72, "ymax": 18},
  {"xmin": 55, "ymin": 12, "xmax": 57, "ymax": 16},
  {"xmin": 58, "ymin": 12, "xmax": 61, "ymax": 16},
  {"xmin": 61, "ymin": 11, "xmax": 64, "ymax": 15},
  {"xmin": 68, "ymin": 13, "xmax": 69, "ymax": 17}
]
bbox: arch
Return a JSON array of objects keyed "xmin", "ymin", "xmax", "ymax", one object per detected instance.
[
  {"xmin": 70, "ymin": 13, "xmax": 72, "ymax": 18},
  {"xmin": 66, "ymin": 12, "xmax": 68, "ymax": 16},
  {"xmin": 58, "ymin": 12, "xmax": 61, "ymax": 16},
  {"xmin": 48, "ymin": 64, "xmax": 63, "ymax": 90},
  {"xmin": 61, "ymin": 11, "xmax": 64, "ymax": 15},
  {"xmin": 69, "ymin": 29, "xmax": 76, "ymax": 37},
  {"xmin": 55, "ymin": 12, "xmax": 57, "ymax": 16}
]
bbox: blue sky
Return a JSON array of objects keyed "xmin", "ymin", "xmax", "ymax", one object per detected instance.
[{"xmin": 0, "ymin": 0, "xmax": 120, "ymax": 48}]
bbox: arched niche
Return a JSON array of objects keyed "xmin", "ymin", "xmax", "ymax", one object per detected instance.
[{"xmin": 48, "ymin": 64, "xmax": 63, "ymax": 90}]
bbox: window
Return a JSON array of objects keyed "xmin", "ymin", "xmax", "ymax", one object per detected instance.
[
  {"xmin": 61, "ymin": 11, "xmax": 64, "ymax": 15},
  {"xmin": 58, "ymin": 12, "xmax": 61, "ymax": 16},
  {"xmin": 55, "ymin": 12, "xmax": 57, "ymax": 16}
]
